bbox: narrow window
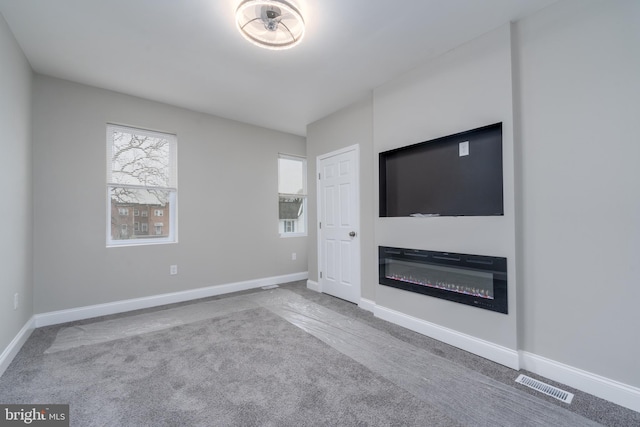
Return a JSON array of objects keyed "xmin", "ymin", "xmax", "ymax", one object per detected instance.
[
  {"xmin": 278, "ymin": 154, "xmax": 306, "ymax": 236},
  {"xmin": 107, "ymin": 124, "xmax": 177, "ymax": 246}
]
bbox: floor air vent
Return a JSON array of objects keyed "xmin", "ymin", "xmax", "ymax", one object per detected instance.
[{"xmin": 515, "ymin": 374, "xmax": 574, "ymax": 404}]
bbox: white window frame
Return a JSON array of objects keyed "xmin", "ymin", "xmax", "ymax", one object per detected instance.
[
  {"xmin": 107, "ymin": 124, "xmax": 178, "ymax": 247},
  {"xmin": 278, "ymin": 153, "xmax": 307, "ymax": 237}
]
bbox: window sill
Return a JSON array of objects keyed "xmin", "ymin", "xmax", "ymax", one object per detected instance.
[
  {"xmin": 279, "ymin": 233, "xmax": 307, "ymax": 238},
  {"xmin": 107, "ymin": 238, "xmax": 177, "ymax": 248}
]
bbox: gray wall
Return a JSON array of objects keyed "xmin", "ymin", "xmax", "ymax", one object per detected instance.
[
  {"xmin": 514, "ymin": 0, "xmax": 640, "ymax": 387},
  {"xmin": 307, "ymin": 0, "xmax": 639, "ymax": 389},
  {"xmin": 373, "ymin": 25, "xmax": 518, "ymax": 350},
  {"xmin": 306, "ymin": 95, "xmax": 375, "ymax": 300},
  {"xmin": 307, "ymin": 27, "xmax": 519, "ymax": 350},
  {"xmin": 32, "ymin": 76, "xmax": 307, "ymax": 313},
  {"xmin": 0, "ymin": 14, "xmax": 33, "ymax": 353}
]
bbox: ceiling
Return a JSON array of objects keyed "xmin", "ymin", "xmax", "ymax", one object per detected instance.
[{"xmin": 0, "ymin": 0, "xmax": 559, "ymax": 136}]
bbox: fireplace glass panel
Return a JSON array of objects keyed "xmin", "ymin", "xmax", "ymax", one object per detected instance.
[
  {"xmin": 385, "ymin": 260, "xmax": 494, "ymax": 300},
  {"xmin": 379, "ymin": 247, "xmax": 507, "ymax": 313}
]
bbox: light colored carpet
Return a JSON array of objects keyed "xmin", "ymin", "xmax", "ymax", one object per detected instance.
[
  {"xmin": 0, "ymin": 286, "xmax": 627, "ymax": 426},
  {"xmin": 2, "ymin": 301, "xmax": 455, "ymax": 426}
]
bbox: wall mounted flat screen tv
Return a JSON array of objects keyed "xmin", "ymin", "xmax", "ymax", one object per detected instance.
[{"xmin": 380, "ymin": 123, "xmax": 503, "ymax": 217}]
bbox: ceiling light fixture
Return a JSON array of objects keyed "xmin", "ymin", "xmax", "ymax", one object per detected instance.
[{"xmin": 235, "ymin": 0, "xmax": 305, "ymax": 50}]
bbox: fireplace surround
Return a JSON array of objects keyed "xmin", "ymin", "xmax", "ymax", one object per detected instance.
[{"xmin": 379, "ymin": 246, "xmax": 508, "ymax": 314}]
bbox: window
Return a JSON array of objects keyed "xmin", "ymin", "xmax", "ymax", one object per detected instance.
[
  {"xmin": 154, "ymin": 209, "xmax": 164, "ymax": 217},
  {"xmin": 284, "ymin": 220, "xmax": 295, "ymax": 233},
  {"xmin": 107, "ymin": 124, "xmax": 177, "ymax": 246},
  {"xmin": 278, "ymin": 154, "xmax": 306, "ymax": 236},
  {"xmin": 134, "ymin": 222, "xmax": 140, "ymax": 232}
]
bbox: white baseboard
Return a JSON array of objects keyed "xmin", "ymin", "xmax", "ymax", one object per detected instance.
[
  {"xmin": 520, "ymin": 351, "xmax": 640, "ymax": 413},
  {"xmin": 306, "ymin": 279, "xmax": 321, "ymax": 293},
  {"xmin": 34, "ymin": 272, "xmax": 308, "ymax": 328},
  {"xmin": 370, "ymin": 301, "xmax": 639, "ymax": 412},
  {"xmin": 373, "ymin": 304, "xmax": 520, "ymax": 370},
  {"xmin": 12, "ymin": 273, "xmax": 639, "ymax": 414},
  {"xmin": 0, "ymin": 317, "xmax": 35, "ymax": 378},
  {"xmin": 358, "ymin": 298, "xmax": 375, "ymax": 313}
]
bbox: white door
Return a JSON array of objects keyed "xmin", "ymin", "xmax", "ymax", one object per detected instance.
[{"xmin": 317, "ymin": 145, "xmax": 360, "ymax": 303}]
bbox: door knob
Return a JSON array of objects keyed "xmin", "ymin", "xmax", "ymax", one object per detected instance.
[{"xmin": 349, "ymin": 231, "xmax": 356, "ymax": 237}]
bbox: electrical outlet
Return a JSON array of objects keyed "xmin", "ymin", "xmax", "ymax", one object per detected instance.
[
  {"xmin": 14, "ymin": 293, "xmax": 19, "ymax": 310},
  {"xmin": 170, "ymin": 265, "xmax": 178, "ymax": 275},
  {"xmin": 459, "ymin": 141, "xmax": 469, "ymax": 157},
  {"xmin": 291, "ymin": 252, "xmax": 297, "ymax": 261}
]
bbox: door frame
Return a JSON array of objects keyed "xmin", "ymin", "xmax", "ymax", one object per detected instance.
[{"xmin": 316, "ymin": 144, "xmax": 361, "ymax": 302}]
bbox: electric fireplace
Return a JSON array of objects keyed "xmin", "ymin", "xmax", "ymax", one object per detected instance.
[{"xmin": 379, "ymin": 246, "xmax": 508, "ymax": 314}]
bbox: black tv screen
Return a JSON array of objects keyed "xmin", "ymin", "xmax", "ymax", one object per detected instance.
[{"xmin": 379, "ymin": 123, "xmax": 503, "ymax": 217}]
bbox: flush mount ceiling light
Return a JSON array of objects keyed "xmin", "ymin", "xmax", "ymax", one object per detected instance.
[{"xmin": 236, "ymin": 0, "xmax": 305, "ymax": 50}]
